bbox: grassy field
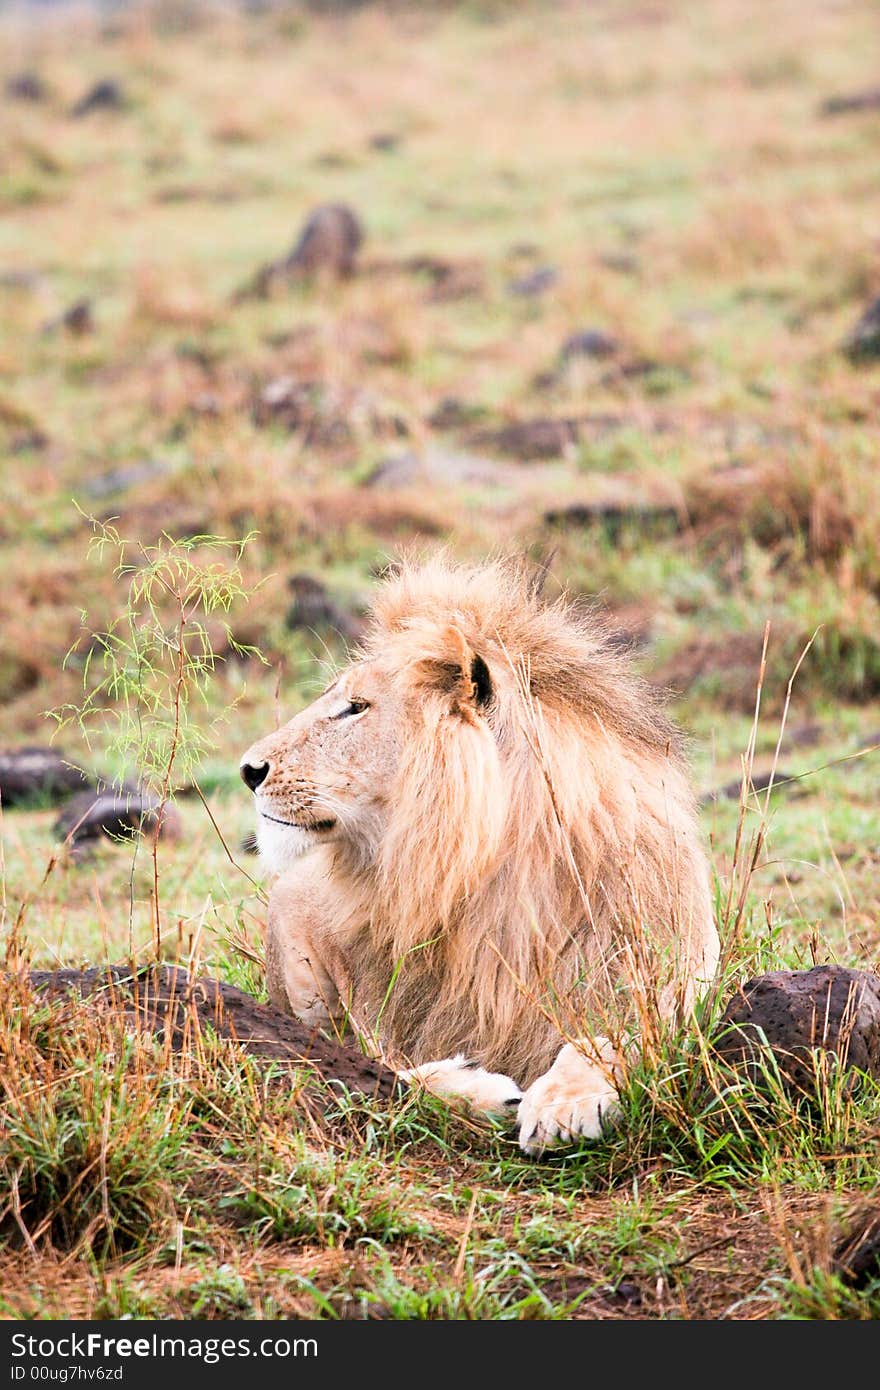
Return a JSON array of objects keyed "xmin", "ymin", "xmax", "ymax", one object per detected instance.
[{"xmin": 1, "ymin": 0, "xmax": 879, "ymax": 1320}]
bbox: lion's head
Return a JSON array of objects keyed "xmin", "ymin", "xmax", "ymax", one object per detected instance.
[{"xmin": 242, "ymin": 556, "xmax": 718, "ymax": 1082}]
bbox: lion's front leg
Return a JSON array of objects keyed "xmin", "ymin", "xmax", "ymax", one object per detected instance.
[
  {"xmin": 265, "ymin": 866, "xmax": 349, "ymax": 1029},
  {"xmin": 399, "ymin": 1055, "xmax": 523, "ymax": 1120},
  {"xmin": 516, "ymin": 1038, "xmax": 623, "ymax": 1156}
]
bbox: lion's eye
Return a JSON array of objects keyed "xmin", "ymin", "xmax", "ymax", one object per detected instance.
[{"xmin": 335, "ymin": 699, "xmax": 369, "ymax": 719}]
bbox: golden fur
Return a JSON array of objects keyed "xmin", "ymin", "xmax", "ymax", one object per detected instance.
[{"xmin": 242, "ymin": 557, "xmax": 719, "ymax": 1088}]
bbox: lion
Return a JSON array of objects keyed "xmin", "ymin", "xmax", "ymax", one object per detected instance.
[{"xmin": 241, "ymin": 556, "xmax": 719, "ymax": 1154}]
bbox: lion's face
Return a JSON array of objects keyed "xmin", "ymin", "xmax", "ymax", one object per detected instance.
[{"xmin": 240, "ymin": 659, "xmax": 404, "ymax": 872}]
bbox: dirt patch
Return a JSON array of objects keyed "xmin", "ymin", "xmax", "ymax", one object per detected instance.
[{"xmin": 27, "ymin": 965, "xmax": 399, "ymax": 1102}]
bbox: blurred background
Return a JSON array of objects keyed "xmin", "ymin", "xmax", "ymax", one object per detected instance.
[{"xmin": 1, "ymin": 0, "xmax": 878, "ymax": 967}]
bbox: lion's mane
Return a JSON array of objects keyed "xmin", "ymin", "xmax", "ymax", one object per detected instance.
[{"xmin": 322, "ymin": 557, "xmax": 714, "ymax": 1084}]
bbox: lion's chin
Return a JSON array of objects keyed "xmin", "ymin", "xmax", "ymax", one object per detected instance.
[{"xmin": 255, "ymin": 815, "xmax": 330, "ymax": 872}]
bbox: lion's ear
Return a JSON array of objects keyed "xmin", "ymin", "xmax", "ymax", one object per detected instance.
[
  {"xmin": 469, "ymin": 652, "xmax": 493, "ymax": 709},
  {"xmin": 412, "ymin": 626, "xmax": 493, "ymax": 716}
]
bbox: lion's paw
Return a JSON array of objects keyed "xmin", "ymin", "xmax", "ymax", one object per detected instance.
[
  {"xmin": 399, "ymin": 1054, "xmax": 522, "ymax": 1119},
  {"xmin": 517, "ymin": 1041, "xmax": 621, "ymax": 1157}
]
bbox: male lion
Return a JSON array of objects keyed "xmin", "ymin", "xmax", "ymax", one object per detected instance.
[{"xmin": 241, "ymin": 557, "xmax": 719, "ymax": 1154}]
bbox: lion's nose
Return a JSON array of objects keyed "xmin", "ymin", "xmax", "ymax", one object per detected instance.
[{"xmin": 240, "ymin": 760, "xmax": 270, "ymax": 793}]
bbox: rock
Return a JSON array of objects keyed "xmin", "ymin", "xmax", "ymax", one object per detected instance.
[
  {"xmin": 41, "ymin": 299, "xmax": 95, "ymax": 337},
  {"xmin": 714, "ymin": 965, "xmax": 880, "ymax": 1093},
  {"xmin": 368, "ymin": 131, "xmax": 399, "ymax": 152},
  {"xmin": 285, "ymin": 574, "xmax": 364, "ymax": 644},
  {"xmin": 0, "ymin": 747, "xmax": 89, "ymax": 807},
  {"xmin": 405, "ymin": 254, "xmax": 485, "ymax": 303},
  {"xmin": 55, "ymin": 784, "xmax": 181, "ymax": 852},
  {"xmin": 83, "ymin": 458, "xmax": 169, "ymax": 499},
  {"xmin": 58, "ymin": 299, "xmax": 94, "ymax": 336},
  {"xmin": 820, "ymin": 88, "xmax": 880, "ymax": 117},
  {"xmin": 561, "ymin": 328, "xmax": 620, "ymax": 361},
  {"xmin": 702, "ymin": 769, "xmax": 803, "ymax": 805},
  {"xmin": 5, "ymin": 72, "xmax": 47, "ymax": 102},
  {"xmin": 27, "ymin": 964, "xmax": 399, "ymax": 1101},
  {"xmin": 188, "ymin": 391, "xmax": 221, "ymax": 418},
  {"xmin": 652, "ymin": 631, "xmax": 773, "ymax": 712},
  {"xmin": 235, "ymin": 203, "xmax": 363, "ymax": 300},
  {"xmin": 285, "ymin": 202, "xmax": 363, "ymax": 279},
  {"xmin": 470, "ymin": 416, "xmax": 580, "ymax": 461},
  {"xmin": 843, "ymin": 295, "xmax": 880, "ymax": 362},
  {"xmin": 0, "ymin": 652, "xmax": 41, "ymax": 704},
  {"xmin": 544, "ymin": 499, "xmax": 682, "ymax": 538},
  {"xmin": 598, "ymin": 251, "xmax": 640, "ymax": 275},
  {"xmin": 832, "ymin": 1210, "xmax": 880, "ymax": 1289},
  {"xmin": 9, "ymin": 429, "xmax": 49, "ymax": 455},
  {"xmin": 63, "ymin": 299, "xmax": 93, "ymax": 335},
  {"xmin": 364, "ymin": 444, "xmax": 510, "ymax": 490},
  {"xmin": 507, "ymin": 266, "xmax": 559, "ymax": 298},
  {"xmin": 786, "ymin": 721, "xmax": 824, "ymax": 749},
  {"xmin": 252, "ymin": 376, "xmax": 353, "ymax": 448},
  {"xmin": 426, "ymin": 397, "xmax": 487, "ymax": 431},
  {"xmin": 71, "ymin": 79, "xmax": 126, "ymax": 118}
]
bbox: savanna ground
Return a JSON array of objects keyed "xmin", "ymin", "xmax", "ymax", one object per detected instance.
[{"xmin": 1, "ymin": 0, "xmax": 879, "ymax": 1321}]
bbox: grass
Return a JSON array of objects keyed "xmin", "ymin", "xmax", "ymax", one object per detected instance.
[{"xmin": 1, "ymin": 0, "xmax": 879, "ymax": 1321}]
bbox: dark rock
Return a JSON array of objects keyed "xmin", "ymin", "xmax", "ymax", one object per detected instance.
[
  {"xmin": 702, "ymin": 769, "xmax": 803, "ymax": 804},
  {"xmin": 843, "ymin": 295, "xmax": 880, "ymax": 362},
  {"xmin": 9, "ymin": 429, "xmax": 49, "ymax": 455},
  {"xmin": 652, "ymin": 631, "xmax": 774, "ymax": 713},
  {"xmin": 405, "ymin": 254, "xmax": 485, "ymax": 303},
  {"xmin": 544, "ymin": 499, "xmax": 682, "ymax": 538},
  {"xmin": 364, "ymin": 444, "xmax": 508, "ymax": 490},
  {"xmin": 60, "ymin": 299, "xmax": 94, "ymax": 336},
  {"xmin": 41, "ymin": 299, "xmax": 95, "ymax": 338},
  {"xmin": 55, "ymin": 784, "xmax": 181, "ymax": 852},
  {"xmin": 470, "ymin": 416, "xmax": 580, "ymax": 461},
  {"xmin": 786, "ymin": 721, "xmax": 824, "ymax": 749},
  {"xmin": 714, "ymin": 965, "xmax": 880, "ymax": 1093},
  {"xmin": 235, "ymin": 203, "xmax": 363, "ymax": 300},
  {"xmin": 561, "ymin": 328, "xmax": 620, "ymax": 362},
  {"xmin": 507, "ymin": 265, "xmax": 559, "ymax": 298},
  {"xmin": 286, "ymin": 574, "xmax": 364, "ymax": 644},
  {"xmin": 832, "ymin": 1210, "xmax": 880, "ymax": 1289},
  {"xmin": 368, "ymin": 131, "xmax": 399, "ymax": 152},
  {"xmin": 820, "ymin": 88, "xmax": 880, "ymax": 117},
  {"xmin": 6, "ymin": 72, "xmax": 47, "ymax": 103},
  {"xmin": 0, "ymin": 747, "xmax": 89, "ymax": 807},
  {"xmin": 83, "ymin": 458, "xmax": 168, "ymax": 499},
  {"xmin": 71, "ymin": 79, "xmax": 126, "ymax": 118},
  {"xmin": 285, "ymin": 202, "xmax": 363, "ymax": 278},
  {"xmin": 188, "ymin": 391, "xmax": 221, "ymax": 417},
  {"xmin": 27, "ymin": 964, "xmax": 399, "ymax": 1102},
  {"xmin": 426, "ymin": 397, "xmax": 487, "ymax": 431},
  {"xmin": 253, "ymin": 375, "xmax": 356, "ymax": 448},
  {"xmin": 598, "ymin": 251, "xmax": 640, "ymax": 275}
]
